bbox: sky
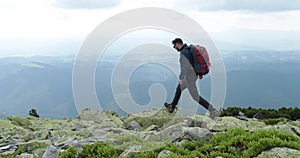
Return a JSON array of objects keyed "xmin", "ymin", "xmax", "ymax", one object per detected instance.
[{"xmin": 1, "ymin": 0, "xmax": 300, "ymax": 57}]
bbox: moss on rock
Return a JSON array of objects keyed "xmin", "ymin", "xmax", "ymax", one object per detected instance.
[{"xmin": 6, "ymin": 116, "xmax": 32, "ymax": 129}]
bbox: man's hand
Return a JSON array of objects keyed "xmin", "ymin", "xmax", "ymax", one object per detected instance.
[{"xmin": 178, "ymin": 79, "xmax": 183, "ymax": 85}]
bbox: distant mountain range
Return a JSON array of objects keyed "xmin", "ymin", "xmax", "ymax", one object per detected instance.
[{"xmin": 0, "ymin": 50, "xmax": 299, "ymax": 118}]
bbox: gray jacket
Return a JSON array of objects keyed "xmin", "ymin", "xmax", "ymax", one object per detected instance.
[{"xmin": 179, "ymin": 44, "xmax": 194, "ymax": 80}]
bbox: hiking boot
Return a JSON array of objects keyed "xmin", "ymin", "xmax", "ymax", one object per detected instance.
[
  {"xmin": 208, "ymin": 104, "xmax": 219, "ymax": 119},
  {"xmin": 164, "ymin": 103, "xmax": 175, "ymax": 113}
]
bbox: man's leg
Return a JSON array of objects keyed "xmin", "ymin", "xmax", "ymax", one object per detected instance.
[
  {"xmin": 164, "ymin": 80, "xmax": 187, "ymax": 113},
  {"xmin": 171, "ymin": 81, "xmax": 187, "ymax": 108},
  {"xmin": 186, "ymin": 76, "xmax": 219, "ymax": 118},
  {"xmin": 186, "ymin": 76, "xmax": 210, "ymax": 110}
]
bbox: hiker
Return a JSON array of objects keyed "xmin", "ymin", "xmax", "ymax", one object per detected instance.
[{"xmin": 164, "ymin": 38, "xmax": 219, "ymax": 118}]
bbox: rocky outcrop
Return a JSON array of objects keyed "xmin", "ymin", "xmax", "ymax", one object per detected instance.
[
  {"xmin": 256, "ymin": 147, "xmax": 300, "ymax": 157},
  {"xmin": 0, "ymin": 108, "xmax": 299, "ymax": 157}
]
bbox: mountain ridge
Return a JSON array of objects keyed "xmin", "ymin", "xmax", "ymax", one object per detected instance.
[{"xmin": 0, "ymin": 108, "xmax": 300, "ymax": 157}]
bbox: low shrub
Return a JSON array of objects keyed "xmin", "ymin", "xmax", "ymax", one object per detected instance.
[{"xmin": 220, "ymin": 107, "xmax": 300, "ymax": 121}]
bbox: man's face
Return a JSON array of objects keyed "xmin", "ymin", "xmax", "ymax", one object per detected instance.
[{"xmin": 173, "ymin": 43, "xmax": 181, "ymax": 51}]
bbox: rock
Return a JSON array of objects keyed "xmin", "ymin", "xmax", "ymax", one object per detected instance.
[
  {"xmin": 0, "ymin": 144, "xmax": 18, "ymax": 154},
  {"xmin": 49, "ymin": 128, "xmax": 91, "ymax": 142},
  {"xmin": 264, "ymin": 124, "xmax": 300, "ymax": 139},
  {"xmin": 23, "ymin": 132, "xmax": 36, "ymax": 142},
  {"xmin": 77, "ymin": 109, "xmax": 124, "ymax": 128},
  {"xmin": 291, "ymin": 127, "xmax": 300, "ymax": 138},
  {"xmin": 174, "ymin": 139, "xmax": 188, "ymax": 148},
  {"xmin": 145, "ymin": 124, "xmax": 183, "ymax": 142},
  {"xmin": 136, "ymin": 131, "xmax": 157, "ymax": 140},
  {"xmin": 22, "ymin": 130, "xmax": 49, "ymax": 142},
  {"xmin": 146, "ymin": 121, "xmax": 213, "ymax": 142},
  {"xmin": 33, "ymin": 130, "xmax": 49, "ymax": 140},
  {"xmin": 16, "ymin": 153, "xmax": 34, "ymax": 158},
  {"xmin": 53, "ymin": 137, "xmax": 78, "ymax": 148},
  {"xmin": 143, "ymin": 124, "xmax": 159, "ymax": 132},
  {"xmin": 42, "ymin": 145, "xmax": 59, "ymax": 158},
  {"xmin": 211, "ymin": 117, "xmax": 265, "ymax": 131},
  {"xmin": 2, "ymin": 108, "xmax": 300, "ymax": 157},
  {"xmin": 119, "ymin": 145, "xmax": 141, "ymax": 157},
  {"xmin": 0, "ymin": 144, "xmax": 11, "ymax": 151},
  {"xmin": 104, "ymin": 127, "xmax": 132, "ymax": 135},
  {"xmin": 17, "ymin": 140, "xmax": 51, "ymax": 156},
  {"xmin": 163, "ymin": 124, "xmax": 184, "ymax": 142},
  {"xmin": 124, "ymin": 108, "xmax": 185, "ymax": 130},
  {"xmin": 0, "ymin": 119, "xmax": 20, "ymax": 129},
  {"xmin": 186, "ymin": 115, "xmax": 213, "ymax": 128},
  {"xmin": 238, "ymin": 111, "xmax": 245, "ymax": 117},
  {"xmin": 157, "ymin": 149, "xmax": 172, "ymax": 158},
  {"xmin": 7, "ymin": 116, "xmax": 32, "ymax": 129},
  {"xmin": 290, "ymin": 120, "xmax": 300, "ymax": 128},
  {"xmin": 236, "ymin": 111, "xmax": 249, "ymax": 121},
  {"xmin": 126, "ymin": 121, "xmax": 141, "ymax": 131},
  {"xmin": 256, "ymin": 147, "xmax": 300, "ymax": 158},
  {"xmin": 89, "ymin": 128, "xmax": 108, "ymax": 138},
  {"xmin": 235, "ymin": 116, "xmax": 249, "ymax": 121},
  {"xmin": 189, "ymin": 115, "xmax": 267, "ymax": 132},
  {"xmin": 183, "ymin": 127, "xmax": 213, "ymax": 141}
]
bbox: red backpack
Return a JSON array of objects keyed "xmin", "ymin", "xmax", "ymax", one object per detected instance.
[{"xmin": 189, "ymin": 45, "xmax": 210, "ymax": 77}]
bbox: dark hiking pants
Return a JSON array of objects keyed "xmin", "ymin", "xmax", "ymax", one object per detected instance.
[{"xmin": 171, "ymin": 72, "xmax": 210, "ymax": 110}]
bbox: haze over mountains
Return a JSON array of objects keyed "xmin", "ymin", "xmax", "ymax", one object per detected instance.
[{"xmin": 0, "ymin": 48, "xmax": 299, "ymax": 119}]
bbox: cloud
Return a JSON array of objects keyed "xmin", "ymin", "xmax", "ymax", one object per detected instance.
[
  {"xmin": 174, "ymin": 0, "xmax": 300, "ymax": 12},
  {"xmin": 53, "ymin": 0, "xmax": 121, "ymax": 9}
]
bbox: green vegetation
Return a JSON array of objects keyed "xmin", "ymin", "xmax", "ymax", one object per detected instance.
[
  {"xmin": 29, "ymin": 108, "xmax": 40, "ymax": 118},
  {"xmin": 220, "ymin": 107, "xmax": 300, "ymax": 121},
  {"xmin": 263, "ymin": 118, "xmax": 287, "ymax": 125},
  {"xmin": 59, "ymin": 142, "xmax": 121, "ymax": 158},
  {"xmin": 6, "ymin": 116, "xmax": 32, "ymax": 128},
  {"xmin": 0, "ymin": 148, "xmax": 23, "ymax": 158},
  {"xmin": 59, "ymin": 129, "xmax": 300, "ymax": 158}
]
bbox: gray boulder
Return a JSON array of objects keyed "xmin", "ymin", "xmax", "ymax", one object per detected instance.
[
  {"xmin": 126, "ymin": 121, "xmax": 141, "ymax": 131},
  {"xmin": 42, "ymin": 145, "xmax": 58, "ymax": 158},
  {"xmin": 157, "ymin": 150, "xmax": 172, "ymax": 158},
  {"xmin": 211, "ymin": 117, "xmax": 266, "ymax": 131},
  {"xmin": 183, "ymin": 127, "xmax": 213, "ymax": 141},
  {"xmin": 0, "ymin": 144, "xmax": 18, "ymax": 155},
  {"xmin": 264, "ymin": 124, "xmax": 300, "ymax": 139},
  {"xmin": 77, "ymin": 109, "xmax": 124, "ymax": 128},
  {"xmin": 256, "ymin": 147, "xmax": 300, "ymax": 158},
  {"xmin": 16, "ymin": 153, "xmax": 34, "ymax": 158},
  {"xmin": 119, "ymin": 145, "xmax": 141, "ymax": 157}
]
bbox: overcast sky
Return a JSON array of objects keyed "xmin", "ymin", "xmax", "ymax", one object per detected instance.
[{"xmin": 1, "ymin": 0, "xmax": 300, "ymax": 57}]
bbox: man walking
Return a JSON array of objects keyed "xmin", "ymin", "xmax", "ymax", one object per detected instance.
[{"xmin": 164, "ymin": 38, "xmax": 219, "ymax": 118}]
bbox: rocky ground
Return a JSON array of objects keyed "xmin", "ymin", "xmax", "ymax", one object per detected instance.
[{"xmin": 0, "ymin": 108, "xmax": 300, "ymax": 158}]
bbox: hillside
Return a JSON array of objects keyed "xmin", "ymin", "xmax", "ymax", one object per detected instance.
[
  {"xmin": 1, "ymin": 52, "xmax": 300, "ymax": 118},
  {"xmin": 0, "ymin": 108, "xmax": 300, "ymax": 158}
]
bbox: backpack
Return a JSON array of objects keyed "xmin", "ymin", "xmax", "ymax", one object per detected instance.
[{"xmin": 188, "ymin": 45, "xmax": 210, "ymax": 76}]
